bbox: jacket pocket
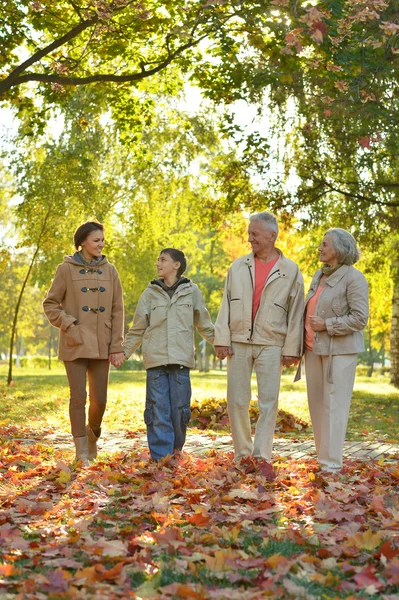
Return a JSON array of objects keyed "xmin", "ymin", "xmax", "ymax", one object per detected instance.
[
  {"xmin": 267, "ymin": 302, "xmax": 288, "ymax": 332},
  {"xmin": 65, "ymin": 324, "xmax": 83, "ymax": 347},
  {"xmin": 273, "ymin": 301, "xmax": 287, "ymax": 312},
  {"xmin": 104, "ymin": 320, "xmax": 112, "ymax": 344},
  {"xmin": 176, "ymin": 303, "xmax": 194, "ymax": 333},
  {"xmin": 229, "ymin": 299, "xmax": 244, "ymax": 333}
]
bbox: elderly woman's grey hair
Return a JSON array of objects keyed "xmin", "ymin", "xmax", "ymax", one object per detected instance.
[
  {"xmin": 326, "ymin": 228, "xmax": 360, "ymax": 265},
  {"xmin": 249, "ymin": 211, "xmax": 279, "ymax": 236}
]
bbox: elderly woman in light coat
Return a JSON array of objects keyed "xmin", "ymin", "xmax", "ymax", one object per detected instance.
[{"xmin": 304, "ymin": 228, "xmax": 369, "ymax": 473}]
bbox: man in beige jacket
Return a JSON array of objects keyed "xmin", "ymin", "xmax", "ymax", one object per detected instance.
[{"xmin": 214, "ymin": 212, "xmax": 304, "ymax": 462}]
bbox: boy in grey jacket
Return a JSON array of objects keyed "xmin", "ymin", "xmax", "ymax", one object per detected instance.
[{"xmin": 123, "ymin": 248, "xmax": 214, "ymax": 460}]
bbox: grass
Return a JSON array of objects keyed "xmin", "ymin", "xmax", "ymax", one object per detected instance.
[{"xmin": 0, "ymin": 364, "xmax": 398, "ymax": 442}]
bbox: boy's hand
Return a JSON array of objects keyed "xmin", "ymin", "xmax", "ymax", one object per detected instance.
[{"xmin": 109, "ymin": 352, "xmax": 125, "ymax": 368}]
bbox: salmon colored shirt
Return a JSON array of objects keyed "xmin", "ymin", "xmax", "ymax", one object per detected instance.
[
  {"xmin": 304, "ymin": 286, "xmax": 324, "ymax": 351},
  {"xmin": 252, "ymin": 255, "xmax": 279, "ymax": 318}
]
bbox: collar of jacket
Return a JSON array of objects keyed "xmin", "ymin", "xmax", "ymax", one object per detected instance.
[
  {"xmin": 64, "ymin": 255, "xmax": 108, "ymax": 267},
  {"xmin": 244, "ymin": 249, "xmax": 287, "ymax": 283},
  {"xmin": 149, "ymin": 279, "xmax": 192, "ymax": 298},
  {"xmin": 311, "ymin": 265, "xmax": 349, "ymax": 289},
  {"xmin": 151, "ymin": 277, "xmax": 190, "ymax": 292}
]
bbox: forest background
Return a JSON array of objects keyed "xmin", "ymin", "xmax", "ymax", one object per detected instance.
[{"xmin": 0, "ymin": 0, "xmax": 398, "ymax": 385}]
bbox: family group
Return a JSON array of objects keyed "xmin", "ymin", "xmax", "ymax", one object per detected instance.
[{"xmin": 43, "ymin": 212, "xmax": 369, "ymax": 473}]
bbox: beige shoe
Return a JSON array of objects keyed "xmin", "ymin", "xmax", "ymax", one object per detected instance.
[
  {"xmin": 73, "ymin": 435, "xmax": 90, "ymax": 467},
  {"xmin": 86, "ymin": 425, "xmax": 100, "ymax": 461}
]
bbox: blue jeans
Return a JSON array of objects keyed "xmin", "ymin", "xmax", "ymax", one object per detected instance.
[{"xmin": 144, "ymin": 365, "xmax": 192, "ymax": 460}]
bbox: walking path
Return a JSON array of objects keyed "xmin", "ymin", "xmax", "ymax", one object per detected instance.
[{"xmin": 31, "ymin": 430, "xmax": 399, "ymax": 461}]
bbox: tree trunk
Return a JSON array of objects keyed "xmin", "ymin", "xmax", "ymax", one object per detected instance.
[
  {"xmin": 16, "ymin": 335, "xmax": 24, "ymax": 368},
  {"xmin": 367, "ymin": 323, "xmax": 373, "ymax": 377},
  {"xmin": 390, "ymin": 256, "xmax": 399, "ymax": 386},
  {"xmin": 7, "ymin": 203, "xmax": 53, "ymax": 385},
  {"xmin": 48, "ymin": 327, "xmax": 53, "ymax": 370},
  {"xmin": 195, "ymin": 332, "xmax": 203, "ymax": 372},
  {"xmin": 204, "ymin": 342, "xmax": 210, "ymax": 373}
]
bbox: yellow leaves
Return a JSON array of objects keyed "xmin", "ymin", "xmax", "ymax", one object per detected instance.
[
  {"xmin": 266, "ymin": 552, "xmax": 287, "ymax": 569},
  {"xmin": 55, "ymin": 469, "xmax": 71, "ymax": 484},
  {"xmin": 347, "ymin": 529, "xmax": 384, "ymax": 551},
  {"xmin": 311, "ymin": 570, "xmax": 340, "ymax": 586},
  {"xmin": 203, "ymin": 549, "xmax": 233, "ymax": 571},
  {"xmin": 308, "ymin": 472, "xmax": 316, "ymax": 481}
]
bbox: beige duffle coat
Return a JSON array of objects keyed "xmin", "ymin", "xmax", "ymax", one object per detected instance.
[{"xmin": 43, "ymin": 256, "xmax": 124, "ymax": 361}]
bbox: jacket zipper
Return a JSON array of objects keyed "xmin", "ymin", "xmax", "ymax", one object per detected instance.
[{"xmin": 247, "ymin": 264, "xmax": 255, "ymax": 341}]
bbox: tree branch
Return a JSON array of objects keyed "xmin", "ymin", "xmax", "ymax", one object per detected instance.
[
  {"xmin": 1, "ymin": 34, "xmax": 209, "ymax": 92},
  {"xmin": 0, "ymin": 15, "xmax": 99, "ymax": 95}
]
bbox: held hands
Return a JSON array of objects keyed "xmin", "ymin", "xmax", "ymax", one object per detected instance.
[
  {"xmin": 214, "ymin": 345, "xmax": 234, "ymax": 360},
  {"xmin": 309, "ymin": 315, "xmax": 327, "ymax": 332},
  {"xmin": 281, "ymin": 355, "xmax": 300, "ymax": 368},
  {"xmin": 109, "ymin": 352, "xmax": 125, "ymax": 368}
]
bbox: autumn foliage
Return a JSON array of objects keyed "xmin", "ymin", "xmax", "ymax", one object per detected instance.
[
  {"xmin": 190, "ymin": 398, "xmax": 309, "ymax": 434},
  {"xmin": 1, "ymin": 426, "xmax": 399, "ymax": 598}
]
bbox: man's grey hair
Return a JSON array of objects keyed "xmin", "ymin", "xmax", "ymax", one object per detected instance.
[
  {"xmin": 249, "ymin": 211, "xmax": 279, "ymax": 237},
  {"xmin": 326, "ymin": 228, "xmax": 360, "ymax": 265}
]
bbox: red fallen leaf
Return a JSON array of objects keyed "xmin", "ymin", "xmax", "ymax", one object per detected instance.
[
  {"xmin": 323, "ymin": 109, "xmax": 332, "ymax": 117},
  {"xmin": 317, "ymin": 548, "xmax": 332, "ymax": 558},
  {"xmin": 353, "ymin": 565, "xmax": 383, "ymax": 589},
  {"xmin": 375, "ymin": 541, "xmax": 399, "ymax": 560}
]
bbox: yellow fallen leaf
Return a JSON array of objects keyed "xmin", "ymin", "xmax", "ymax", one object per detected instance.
[
  {"xmin": 347, "ymin": 529, "xmax": 383, "ymax": 550},
  {"xmin": 56, "ymin": 469, "xmax": 71, "ymax": 484}
]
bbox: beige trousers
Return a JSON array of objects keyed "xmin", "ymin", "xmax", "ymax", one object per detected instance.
[
  {"xmin": 305, "ymin": 349, "xmax": 357, "ymax": 471},
  {"xmin": 64, "ymin": 358, "xmax": 110, "ymax": 438},
  {"xmin": 227, "ymin": 342, "xmax": 282, "ymax": 461}
]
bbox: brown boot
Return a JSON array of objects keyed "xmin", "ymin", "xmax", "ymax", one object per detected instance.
[
  {"xmin": 86, "ymin": 425, "xmax": 100, "ymax": 461},
  {"xmin": 73, "ymin": 436, "xmax": 90, "ymax": 467}
]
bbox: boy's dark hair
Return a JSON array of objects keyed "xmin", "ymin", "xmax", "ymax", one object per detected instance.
[
  {"xmin": 74, "ymin": 221, "xmax": 104, "ymax": 250},
  {"xmin": 160, "ymin": 248, "xmax": 187, "ymax": 278}
]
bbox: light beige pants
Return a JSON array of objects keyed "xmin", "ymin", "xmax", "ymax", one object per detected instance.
[
  {"xmin": 227, "ymin": 342, "xmax": 282, "ymax": 461},
  {"xmin": 305, "ymin": 349, "xmax": 357, "ymax": 471},
  {"xmin": 64, "ymin": 358, "xmax": 110, "ymax": 438}
]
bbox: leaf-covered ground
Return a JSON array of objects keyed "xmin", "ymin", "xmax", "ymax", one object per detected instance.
[{"xmin": 1, "ymin": 428, "xmax": 399, "ymax": 599}]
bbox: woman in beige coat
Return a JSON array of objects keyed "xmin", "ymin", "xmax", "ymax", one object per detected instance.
[
  {"xmin": 304, "ymin": 228, "xmax": 368, "ymax": 473},
  {"xmin": 43, "ymin": 221, "xmax": 124, "ymax": 465}
]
